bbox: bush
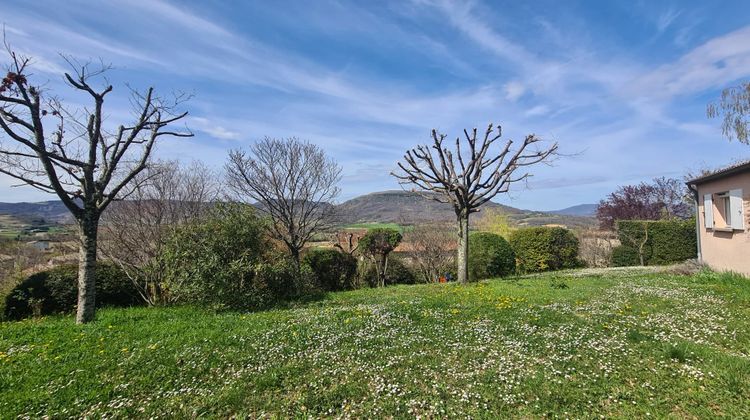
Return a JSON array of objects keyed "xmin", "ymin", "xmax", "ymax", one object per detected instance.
[
  {"xmin": 4, "ymin": 262, "xmax": 140, "ymax": 320},
  {"xmin": 303, "ymin": 248, "xmax": 358, "ymax": 291},
  {"xmin": 468, "ymin": 232, "xmax": 515, "ymax": 280},
  {"xmin": 509, "ymin": 227, "xmax": 581, "ymax": 273},
  {"xmin": 358, "ymin": 255, "xmax": 417, "ymax": 287},
  {"xmin": 385, "ymin": 256, "xmax": 418, "ymax": 285},
  {"xmin": 615, "ymin": 219, "xmax": 697, "ymax": 266},
  {"xmin": 158, "ymin": 203, "xmax": 314, "ymax": 310},
  {"xmin": 251, "ymin": 256, "xmax": 317, "ymax": 307},
  {"xmin": 611, "ymin": 245, "xmax": 640, "ymax": 267}
]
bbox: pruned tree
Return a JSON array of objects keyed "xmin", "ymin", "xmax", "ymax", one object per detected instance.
[
  {"xmin": 707, "ymin": 82, "xmax": 750, "ymax": 144},
  {"xmin": 392, "ymin": 123, "xmax": 558, "ymax": 284},
  {"xmin": 225, "ymin": 137, "xmax": 341, "ymax": 266},
  {"xmin": 359, "ymin": 227, "xmax": 402, "ymax": 287},
  {"xmin": 100, "ymin": 161, "xmax": 220, "ymax": 305},
  {"xmin": 0, "ymin": 46, "xmax": 191, "ymax": 323}
]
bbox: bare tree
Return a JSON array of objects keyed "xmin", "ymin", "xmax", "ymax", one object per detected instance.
[
  {"xmin": 392, "ymin": 123, "xmax": 557, "ymax": 283},
  {"xmin": 100, "ymin": 161, "xmax": 219, "ymax": 305},
  {"xmin": 0, "ymin": 46, "xmax": 191, "ymax": 323},
  {"xmin": 225, "ymin": 137, "xmax": 341, "ymax": 266},
  {"xmin": 707, "ymin": 82, "xmax": 750, "ymax": 144},
  {"xmin": 331, "ymin": 230, "xmax": 364, "ymax": 255},
  {"xmin": 402, "ymin": 223, "xmax": 455, "ymax": 283}
]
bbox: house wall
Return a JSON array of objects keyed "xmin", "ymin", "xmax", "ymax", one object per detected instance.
[{"xmin": 696, "ymin": 173, "xmax": 750, "ymax": 276}]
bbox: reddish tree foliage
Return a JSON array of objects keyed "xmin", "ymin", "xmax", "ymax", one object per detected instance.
[{"xmin": 596, "ymin": 177, "xmax": 691, "ymax": 230}]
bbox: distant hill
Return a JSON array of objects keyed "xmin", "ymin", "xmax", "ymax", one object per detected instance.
[
  {"xmin": 548, "ymin": 204, "xmax": 597, "ymax": 217},
  {"xmin": 335, "ymin": 190, "xmax": 596, "ymax": 229},
  {"xmin": 0, "ymin": 192, "xmax": 597, "ymax": 230},
  {"xmin": 0, "ymin": 200, "xmax": 72, "ymax": 224}
]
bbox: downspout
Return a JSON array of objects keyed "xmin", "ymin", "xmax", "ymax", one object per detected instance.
[{"xmin": 687, "ymin": 183, "xmax": 702, "ymax": 262}]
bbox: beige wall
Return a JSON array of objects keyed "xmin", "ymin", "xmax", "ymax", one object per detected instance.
[{"xmin": 696, "ymin": 173, "xmax": 750, "ymax": 276}]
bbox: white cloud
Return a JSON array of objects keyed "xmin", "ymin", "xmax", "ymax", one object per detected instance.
[
  {"xmin": 628, "ymin": 25, "xmax": 750, "ymax": 100},
  {"xmin": 503, "ymin": 80, "xmax": 525, "ymax": 101},
  {"xmin": 524, "ymin": 105, "xmax": 549, "ymax": 117},
  {"xmin": 656, "ymin": 8, "xmax": 681, "ymax": 33},
  {"xmin": 190, "ymin": 117, "xmax": 241, "ymax": 140}
]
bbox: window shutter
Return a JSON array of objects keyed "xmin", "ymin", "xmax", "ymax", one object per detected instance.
[
  {"xmin": 704, "ymin": 194, "xmax": 714, "ymax": 229},
  {"xmin": 729, "ymin": 189, "xmax": 745, "ymax": 230}
]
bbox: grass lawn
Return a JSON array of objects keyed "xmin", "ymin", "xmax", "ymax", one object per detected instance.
[{"xmin": 1, "ymin": 269, "xmax": 749, "ymax": 418}]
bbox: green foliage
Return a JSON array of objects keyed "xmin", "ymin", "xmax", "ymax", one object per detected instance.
[
  {"xmin": 4, "ymin": 263, "xmax": 139, "ymax": 320},
  {"xmin": 303, "ymin": 248, "xmax": 358, "ymax": 291},
  {"xmin": 615, "ymin": 219, "xmax": 697, "ymax": 266},
  {"xmin": 159, "ymin": 203, "xmax": 313, "ymax": 310},
  {"xmin": 475, "ymin": 208, "xmax": 516, "ymax": 239},
  {"xmin": 468, "ymin": 232, "xmax": 515, "ymax": 280},
  {"xmin": 345, "ymin": 223, "xmax": 405, "ymax": 233},
  {"xmin": 384, "ymin": 256, "xmax": 418, "ymax": 285},
  {"xmin": 611, "ymin": 245, "xmax": 641, "ymax": 267},
  {"xmin": 359, "ymin": 228, "xmax": 403, "ymax": 256},
  {"xmin": 509, "ymin": 227, "xmax": 581, "ymax": 273},
  {"xmin": 359, "ymin": 228, "xmax": 404, "ymax": 287},
  {"xmin": 358, "ymin": 255, "xmax": 417, "ymax": 286}
]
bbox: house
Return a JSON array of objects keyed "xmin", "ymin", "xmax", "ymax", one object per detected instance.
[{"xmin": 687, "ymin": 161, "xmax": 750, "ymax": 276}]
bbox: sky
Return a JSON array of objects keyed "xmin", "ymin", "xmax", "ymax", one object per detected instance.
[{"xmin": 1, "ymin": 0, "xmax": 750, "ymax": 210}]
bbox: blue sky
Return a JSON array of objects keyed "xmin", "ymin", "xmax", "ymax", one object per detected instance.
[{"xmin": 2, "ymin": 0, "xmax": 750, "ymax": 210}]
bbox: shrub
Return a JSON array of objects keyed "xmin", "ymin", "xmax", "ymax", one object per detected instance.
[
  {"xmin": 611, "ymin": 245, "xmax": 640, "ymax": 267},
  {"xmin": 303, "ymin": 248, "xmax": 358, "ymax": 291},
  {"xmin": 509, "ymin": 227, "xmax": 581, "ymax": 273},
  {"xmin": 615, "ymin": 219, "xmax": 697, "ymax": 266},
  {"xmin": 385, "ymin": 256, "xmax": 418, "ymax": 285},
  {"xmin": 4, "ymin": 263, "xmax": 140, "ymax": 320},
  {"xmin": 157, "ymin": 203, "xmax": 314, "ymax": 310},
  {"xmin": 358, "ymin": 255, "xmax": 417, "ymax": 287},
  {"xmin": 250, "ymin": 256, "xmax": 317, "ymax": 307},
  {"xmin": 468, "ymin": 232, "xmax": 515, "ymax": 280}
]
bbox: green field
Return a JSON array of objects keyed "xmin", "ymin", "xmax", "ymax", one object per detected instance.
[
  {"xmin": 1, "ymin": 269, "xmax": 748, "ymax": 418},
  {"xmin": 344, "ymin": 222, "xmax": 406, "ymax": 232}
]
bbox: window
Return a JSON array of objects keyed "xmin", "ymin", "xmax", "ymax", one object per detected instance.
[
  {"xmin": 705, "ymin": 189, "xmax": 744, "ymax": 231},
  {"xmin": 717, "ymin": 192, "xmax": 731, "ymax": 227}
]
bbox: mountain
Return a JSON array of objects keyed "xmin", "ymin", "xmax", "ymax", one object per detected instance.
[
  {"xmin": 334, "ymin": 190, "xmax": 522, "ymax": 225},
  {"xmin": 335, "ymin": 190, "xmax": 596, "ymax": 229},
  {"xmin": 0, "ymin": 200, "xmax": 72, "ymax": 223},
  {"xmin": 548, "ymin": 204, "xmax": 597, "ymax": 217},
  {"xmin": 0, "ymin": 191, "xmax": 597, "ymax": 230}
]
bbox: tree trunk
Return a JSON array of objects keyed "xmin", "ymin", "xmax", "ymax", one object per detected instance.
[
  {"xmin": 289, "ymin": 246, "xmax": 301, "ymax": 269},
  {"xmin": 76, "ymin": 210, "xmax": 100, "ymax": 324},
  {"xmin": 377, "ymin": 253, "xmax": 388, "ymax": 287},
  {"xmin": 456, "ymin": 211, "xmax": 469, "ymax": 284}
]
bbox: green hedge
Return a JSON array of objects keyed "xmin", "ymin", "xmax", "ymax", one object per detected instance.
[
  {"xmin": 468, "ymin": 232, "xmax": 515, "ymax": 280},
  {"xmin": 509, "ymin": 227, "xmax": 581, "ymax": 273},
  {"xmin": 4, "ymin": 263, "xmax": 140, "ymax": 320},
  {"xmin": 614, "ymin": 219, "xmax": 697, "ymax": 266},
  {"xmin": 303, "ymin": 248, "xmax": 358, "ymax": 291}
]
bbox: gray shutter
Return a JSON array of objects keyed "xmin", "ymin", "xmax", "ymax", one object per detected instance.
[
  {"xmin": 729, "ymin": 189, "xmax": 744, "ymax": 230},
  {"xmin": 704, "ymin": 194, "xmax": 714, "ymax": 229}
]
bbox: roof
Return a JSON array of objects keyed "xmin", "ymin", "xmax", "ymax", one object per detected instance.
[{"xmin": 687, "ymin": 160, "xmax": 750, "ymax": 185}]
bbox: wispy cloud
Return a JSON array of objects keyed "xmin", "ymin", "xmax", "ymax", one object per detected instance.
[{"xmin": 2, "ymin": 0, "xmax": 750, "ymax": 210}]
